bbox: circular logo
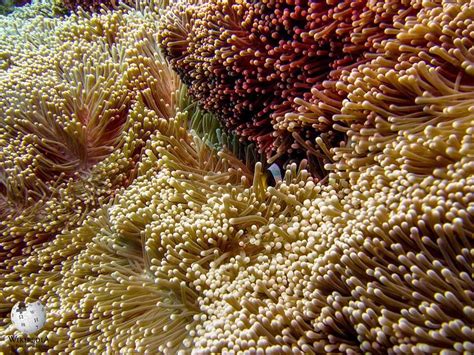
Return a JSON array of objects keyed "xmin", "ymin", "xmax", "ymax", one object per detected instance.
[{"xmin": 11, "ymin": 301, "xmax": 46, "ymax": 335}]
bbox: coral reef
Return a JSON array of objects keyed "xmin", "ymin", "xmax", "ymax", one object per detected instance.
[
  {"xmin": 0, "ymin": 0, "xmax": 473, "ymax": 354},
  {"xmin": 157, "ymin": 0, "xmax": 420, "ymax": 177}
]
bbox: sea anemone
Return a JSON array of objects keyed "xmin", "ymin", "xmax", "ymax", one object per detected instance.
[
  {"xmin": 0, "ymin": 0, "xmax": 31, "ymax": 15},
  {"xmin": 331, "ymin": 0, "xmax": 474, "ymax": 175},
  {"xmin": 49, "ymin": 108, "xmax": 252, "ymax": 353},
  {"xmin": 158, "ymin": 0, "xmax": 420, "ymax": 177},
  {"xmin": 0, "ymin": 2, "xmax": 181, "ymax": 341},
  {"xmin": 0, "ymin": 12, "xmax": 128, "ymax": 268},
  {"xmin": 54, "ymin": 0, "xmax": 135, "ymax": 12}
]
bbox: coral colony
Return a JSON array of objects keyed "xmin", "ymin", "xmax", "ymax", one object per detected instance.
[{"xmin": 0, "ymin": 0, "xmax": 473, "ymax": 353}]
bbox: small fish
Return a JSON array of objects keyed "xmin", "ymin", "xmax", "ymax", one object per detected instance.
[{"xmin": 266, "ymin": 163, "xmax": 282, "ymax": 186}]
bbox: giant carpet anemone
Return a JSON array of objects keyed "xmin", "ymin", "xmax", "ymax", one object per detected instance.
[
  {"xmin": 0, "ymin": 0, "xmax": 473, "ymax": 353},
  {"xmin": 157, "ymin": 0, "xmax": 422, "ymax": 178}
]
